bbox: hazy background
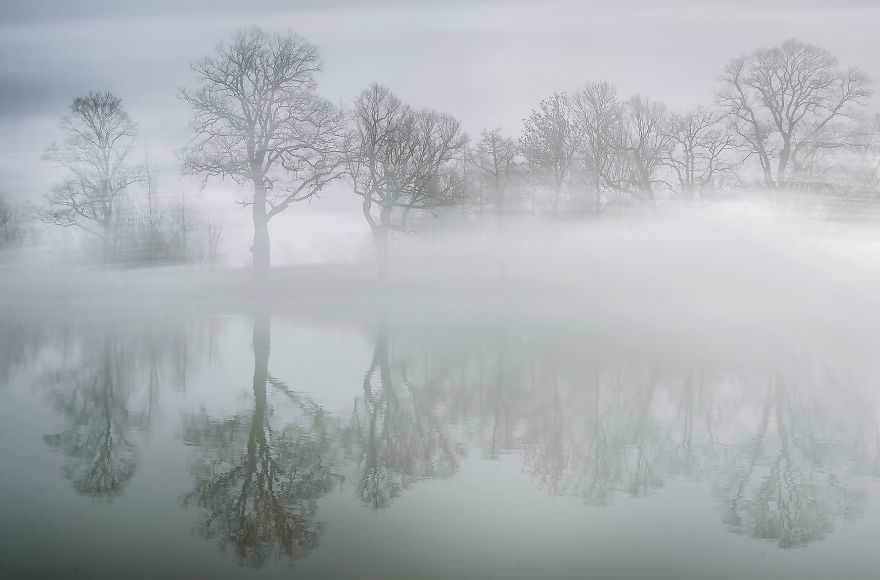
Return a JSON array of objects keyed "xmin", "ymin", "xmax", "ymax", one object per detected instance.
[{"xmin": 2, "ymin": 0, "xmax": 880, "ymax": 264}]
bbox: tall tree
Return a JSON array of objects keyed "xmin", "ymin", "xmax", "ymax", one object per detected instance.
[
  {"xmin": 520, "ymin": 92, "xmax": 581, "ymax": 214},
  {"xmin": 718, "ymin": 39, "xmax": 871, "ymax": 189},
  {"xmin": 572, "ymin": 81, "xmax": 620, "ymax": 213},
  {"xmin": 42, "ymin": 91, "xmax": 142, "ymax": 261},
  {"xmin": 347, "ymin": 83, "xmax": 468, "ymax": 278},
  {"xmin": 182, "ymin": 26, "xmax": 346, "ymax": 277},
  {"xmin": 473, "ymin": 128, "xmax": 520, "ymax": 216},
  {"xmin": 613, "ymin": 95, "xmax": 672, "ymax": 201}
]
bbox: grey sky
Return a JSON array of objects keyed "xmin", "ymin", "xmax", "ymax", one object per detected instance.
[{"xmin": 2, "ymin": 0, "xmax": 878, "ymax": 263}]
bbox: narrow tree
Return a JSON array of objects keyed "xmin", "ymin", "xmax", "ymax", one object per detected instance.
[
  {"xmin": 520, "ymin": 92, "xmax": 581, "ymax": 214},
  {"xmin": 0, "ymin": 193, "xmax": 23, "ymax": 248},
  {"xmin": 182, "ymin": 26, "xmax": 346, "ymax": 277},
  {"xmin": 347, "ymin": 83, "xmax": 468, "ymax": 278},
  {"xmin": 572, "ymin": 81, "xmax": 620, "ymax": 213},
  {"xmin": 614, "ymin": 95, "xmax": 672, "ymax": 201},
  {"xmin": 718, "ymin": 39, "xmax": 871, "ymax": 189},
  {"xmin": 42, "ymin": 91, "xmax": 142, "ymax": 261},
  {"xmin": 474, "ymin": 128, "xmax": 520, "ymax": 216}
]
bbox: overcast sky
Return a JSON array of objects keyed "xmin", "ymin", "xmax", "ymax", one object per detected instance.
[{"xmin": 2, "ymin": 0, "xmax": 879, "ymax": 263}]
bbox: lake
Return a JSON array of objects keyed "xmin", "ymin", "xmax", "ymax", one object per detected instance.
[{"xmin": 2, "ymin": 275, "xmax": 879, "ymax": 579}]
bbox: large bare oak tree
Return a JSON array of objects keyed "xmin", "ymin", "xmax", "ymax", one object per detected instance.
[
  {"xmin": 718, "ymin": 39, "xmax": 871, "ymax": 190},
  {"xmin": 182, "ymin": 26, "xmax": 346, "ymax": 276}
]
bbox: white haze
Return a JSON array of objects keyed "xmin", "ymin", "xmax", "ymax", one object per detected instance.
[{"xmin": 3, "ymin": 204, "xmax": 880, "ymax": 377}]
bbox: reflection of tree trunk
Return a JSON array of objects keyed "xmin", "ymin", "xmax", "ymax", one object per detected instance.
[
  {"xmin": 101, "ymin": 338, "xmax": 114, "ymax": 483},
  {"xmin": 251, "ymin": 312, "xmax": 270, "ymax": 448},
  {"xmin": 361, "ymin": 325, "xmax": 391, "ymax": 508},
  {"xmin": 730, "ymin": 380, "xmax": 776, "ymax": 514},
  {"xmin": 242, "ymin": 312, "xmax": 270, "ymax": 521},
  {"xmin": 490, "ymin": 340, "xmax": 505, "ymax": 459}
]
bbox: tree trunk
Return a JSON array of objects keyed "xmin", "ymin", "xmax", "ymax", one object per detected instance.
[
  {"xmin": 252, "ymin": 178, "xmax": 271, "ymax": 279},
  {"xmin": 102, "ymin": 221, "xmax": 114, "ymax": 264},
  {"xmin": 778, "ymin": 140, "xmax": 792, "ymax": 189},
  {"xmin": 370, "ymin": 205, "xmax": 395, "ymax": 280}
]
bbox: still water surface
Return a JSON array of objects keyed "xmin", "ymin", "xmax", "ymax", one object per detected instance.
[{"xmin": 1, "ymin": 308, "xmax": 879, "ymax": 579}]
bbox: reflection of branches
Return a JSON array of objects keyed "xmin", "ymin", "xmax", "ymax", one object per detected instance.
[
  {"xmin": 37, "ymin": 319, "xmax": 220, "ymax": 499},
  {"xmin": 43, "ymin": 340, "xmax": 144, "ymax": 498},
  {"xmin": 345, "ymin": 328, "xmax": 462, "ymax": 509},
  {"xmin": 393, "ymin": 331, "xmax": 875, "ymax": 551},
  {"xmin": 183, "ymin": 314, "xmax": 338, "ymax": 567},
  {"xmin": 720, "ymin": 374, "xmax": 868, "ymax": 548}
]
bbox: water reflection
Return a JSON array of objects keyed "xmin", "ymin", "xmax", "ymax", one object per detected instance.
[
  {"xmin": 9, "ymin": 313, "xmax": 880, "ymax": 558},
  {"xmin": 182, "ymin": 313, "xmax": 340, "ymax": 567},
  {"xmin": 42, "ymin": 338, "xmax": 146, "ymax": 498},
  {"xmin": 37, "ymin": 319, "xmax": 216, "ymax": 499},
  {"xmin": 383, "ymin": 330, "xmax": 879, "ymax": 548},
  {"xmin": 344, "ymin": 326, "xmax": 463, "ymax": 509},
  {"xmin": 718, "ymin": 371, "xmax": 871, "ymax": 548}
]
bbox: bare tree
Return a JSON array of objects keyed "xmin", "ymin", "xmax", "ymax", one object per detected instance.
[
  {"xmin": 612, "ymin": 95, "xmax": 672, "ymax": 202},
  {"xmin": 42, "ymin": 91, "xmax": 142, "ymax": 260},
  {"xmin": 718, "ymin": 39, "xmax": 871, "ymax": 190},
  {"xmin": 520, "ymin": 92, "xmax": 581, "ymax": 214},
  {"xmin": 572, "ymin": 81, "xmax": 620, "ymax": 213},
  {"xmin": 662, "ymin": 108, "xmax": 737, "ymax": 198},
  {"xmin": 347, "ymin": 83, "xmax": 468, "ymax": 278},
  {"xmin": 182, "ymin": 26, "xmax": 346, "ymax": 277},
  {"xmin": 0, "ymin": 193, "xmax": 24, "ymax": 248},
  {"xmin": 473, "ymin": 128, "xmax": 520, "ymax": 216}
]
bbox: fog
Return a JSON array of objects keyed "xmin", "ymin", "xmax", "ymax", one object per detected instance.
[{"xmin": 3, "ymin": 2, "xmax": 880, "ymax": 579}]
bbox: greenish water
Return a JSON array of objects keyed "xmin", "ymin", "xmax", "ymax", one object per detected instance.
[{"xmin": 1, "ymin": 309, "xmax": 879, "ymax": 579}]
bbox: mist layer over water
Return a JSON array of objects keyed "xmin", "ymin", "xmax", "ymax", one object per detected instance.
[{"xmin": 2, "ymin": 207, "xmax": 880, "ymax": 579}]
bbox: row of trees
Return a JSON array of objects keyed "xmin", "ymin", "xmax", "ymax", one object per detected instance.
[{"xmin": 36, "ymin": 28, "xmax": 880, "ymax": 274}]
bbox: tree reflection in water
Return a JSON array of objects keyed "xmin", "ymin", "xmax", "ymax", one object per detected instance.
[
  {"xmin": 182, "ymin": 313, "xmax": 339, "ymax": 567},
  {"xmin": 39, "ymin": 319, "xmax": 215, "ymax": 499},
  {"xmin": 344, "ymin": 325, "xmax": 463, "ymax": 509},
  {"xmin": 384, "ymin": 329, "xmax": 879, "ymax": 548},
  {"xmin": 718, "ymin": 370, "xmax": 871, "ymax": 548},
  {"xmin": 25, "ymin": 315, "xmax": 880, "ymax": 553},
  {"xmin": 43, "ymin": 339, "xmax": 143, "ymax": 498}
]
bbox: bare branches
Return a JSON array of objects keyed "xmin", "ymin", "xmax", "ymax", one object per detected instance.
[
  {"xmin": 42, "ymin": 91, "xmax": 142, "ymax": 253},
  {"xmin": 472, "ymin": 128, "xmax": 520, "ymax": 214},
  {"xmin": 717, "ymin": 39, "xmax": 872, "ymax": 189},
  {"xmin": 182, "ymin": 26, "xmax": 342, "ymax": 197},
  {"xmin": 347, "ymin": 83, "xmax": 469, "ymax": 233},
  {"xmin": 182, "ymin": 26, "xmax": 345, "ymax": 272},
  {"xmin": 520, "ymin": 92, "xmax": 581, "ymax": 213},
  {"xmin": 662, "ymin": 108, "xmax": 738, "ymax": 198}
]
